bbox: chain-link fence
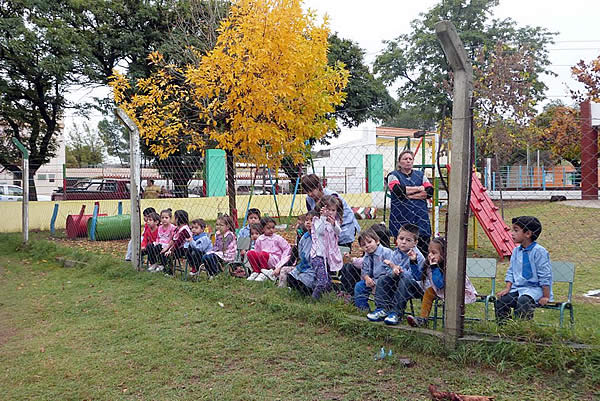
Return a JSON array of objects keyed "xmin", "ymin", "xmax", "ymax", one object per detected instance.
[{"xmin": 3, "ymin": 118, "xmax": 599, "ymax": 345}]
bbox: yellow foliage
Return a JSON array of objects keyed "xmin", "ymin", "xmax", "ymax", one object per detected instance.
[{"xmin": 110, "ymin": 0, "xmax": 348, "ymax": 167}]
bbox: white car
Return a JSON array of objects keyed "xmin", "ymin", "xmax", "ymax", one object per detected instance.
[{"xmin": 0, "ymin": 184, "xmax": 23, "ymax": 201}]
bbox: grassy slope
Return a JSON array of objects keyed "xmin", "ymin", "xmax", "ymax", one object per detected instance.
[{"xmin": 0, "ymin": 234, "xmax": 598, "ymax": 400}]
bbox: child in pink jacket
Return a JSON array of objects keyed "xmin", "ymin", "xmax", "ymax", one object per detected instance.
[{"xmin": 246, "ymin": 217, "xmax": 291, "ymax": 282}]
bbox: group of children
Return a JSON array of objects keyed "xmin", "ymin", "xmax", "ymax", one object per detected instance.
[{"xmin": 133, "ymin": 205, "xmax": 553, "ymax": 327}]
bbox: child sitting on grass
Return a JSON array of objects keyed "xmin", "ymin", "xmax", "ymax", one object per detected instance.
[
  {"xmin": 495, "ymin": 216, "xmax": 553, "ymax": 324},
  {"xmin": 147, "ymin": 208, "xmax": 175, "ymax": 272},
  {"xmin": 340, "ymin": 222, "xmax": 391, "ymax": 295},
  {"xmin": 161, "ymin": 209, "xmax": 192, "ymax": 275},
  {"xmin": 279, "ymin": 211, "xmax": 317, "ymax": 288},
  {"xmin": 406, "ymin": 237, "xmax": 477, "ymax": 327},
  {"xmin": 141, "ymin": 212, "xmax": 160, "ymax": 257},
  {"xmin": 368, "ymin": 223, "xmax": 425, "ymax": 325},
  {"xmin": 353, "ymin": 228, "xmax": 394, "ymax": 311},
  {"xmin": 126, "ymin": 207, "xmax": 156, "ymax": 261},
  {"xmin": 238, "ymin": 208, "xmax": 261, "ymax": 238},
  {"xmin": 246, "ymin": 217, "xmax": 291, "ymax": 282},
  {"xmin": 186, "ymin": 218, "xmax": 213, "ymax": 276},
  {"xmin": 202, "ymin": 215, "xmax": 237, "ymax": 277}
]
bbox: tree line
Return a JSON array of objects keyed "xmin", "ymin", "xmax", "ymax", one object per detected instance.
[{"xmin": 1, "ymin": 0, "xmax": 599, "ymax": 200}]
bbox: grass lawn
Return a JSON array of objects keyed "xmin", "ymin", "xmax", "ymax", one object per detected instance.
[
  {"xmin": 1, "ymin": 233, "xmax": 599, "ymax": 400},
  {"xmin": 46, "ymin": 201, "xmax": 600, "ymax": 337}
]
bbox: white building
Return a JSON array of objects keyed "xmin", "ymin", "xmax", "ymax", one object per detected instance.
[
  {"xmin": 311, "ymin": 124, "xmax": 441, "ymax": 203},
  {"xmin": 0, "ymin": 126, "xmax": 66, "ymax": 201}
]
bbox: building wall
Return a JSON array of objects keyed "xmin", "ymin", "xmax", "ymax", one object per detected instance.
[{"xmin": 34, "ymin": 131, "xmax": 66, "ymax": 200}]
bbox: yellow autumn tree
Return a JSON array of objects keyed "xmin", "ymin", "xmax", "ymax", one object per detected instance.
[{"xmin": 110, "ymin": 0, "xmax": 348, "ymax": 170}]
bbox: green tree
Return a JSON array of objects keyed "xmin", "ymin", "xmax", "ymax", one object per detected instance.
[
  {"xmin": 98, "ymin": 115, "xmax": 130, "ymax": 167},
  {"xmin": 0, "ymin": 0, "xmax": 82, "ymax": 200},
  {"xmin": 65, "ymin": 123, "xmax": 104, "ymax": 168},
  {"xmin": 328, "ymin": 34, "xmax": 396, "ymax": 128},
  {"xmin": 374, "ymin": 0, "xmax": 555, "ymax": 125}
]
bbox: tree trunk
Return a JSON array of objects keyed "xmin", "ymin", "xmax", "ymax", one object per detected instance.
[
  {"xmin": 172, "ymin": 176, "xmax": 189, "ymax": 198},
  {"xmin": 27, "ymin": 165, "xmax": 39, "ymax": 201},
  {"xmin": 226, "ymin": 150, "xmax": 237, "ymax": 223}
]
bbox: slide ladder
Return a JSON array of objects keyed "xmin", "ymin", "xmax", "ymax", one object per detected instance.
[{"xmin": 469, "ymin": 171, "xmax": 515, "ymax": 259}]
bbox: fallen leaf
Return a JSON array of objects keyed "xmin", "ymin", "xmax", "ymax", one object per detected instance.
[{"xmin": 40, "ymin": 347, "xmax": 45, "ymax": 353}]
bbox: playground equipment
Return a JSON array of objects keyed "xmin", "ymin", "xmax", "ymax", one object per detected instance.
[
  {"xmin": 87, "ymin": 214, "xmax": 131, "ymax": 241},
  {"xmin": 468, "ymin": 171, "xmax": 515, "ymax": 259},
  {"xmin": 86, "ymin": 201, "xmax": 130, "ymax": 241},
  {"xmin": 65, "ymin": 203, "xmax": 107, "ymax": 238}
]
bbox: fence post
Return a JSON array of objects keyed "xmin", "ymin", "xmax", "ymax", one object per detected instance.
[
  {"xmin": 12, "ymin": 138, "xmax": 29, "ymax": 244},
  {"xmin": 50, "ymin": 203, "xmax": 59, "ymax": 235},
  {"xmin": 435, "ymin": 21, "xmax": 473, "ymax": 349},
  {"xmin": 116, "ymin": 108, "xmax": 142, "ymax": 270}
]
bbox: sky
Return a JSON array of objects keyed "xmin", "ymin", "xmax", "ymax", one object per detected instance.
[
  {"xmin": 303, "ymin": 0, "xmax": 600, "ymax": 105},
  {"xmin": 65, "ymin": 0, "xmax": 600, "ymax": 144}
]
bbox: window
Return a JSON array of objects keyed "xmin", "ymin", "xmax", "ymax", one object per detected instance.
[
  {"xmin": 0, "ymin": 186, "xmax": 4, "ymax": 195},
  {"xmin": 102, "ymin": 182, "xmax": 117, "ymax": 192},
  {"xmin": 37, "ymin": 174, "xmax": 47, "ymax": 181},
  {"xmin": 48, "ymin": 174, "xmax": 55, "ymax": 183},
  {"xmin": 88, "ymin": 183, "xmax": 102, "ymax": 191},
  {"xmin": 8, "ymin": 186, "xmax": 23, "ymax": 196}
]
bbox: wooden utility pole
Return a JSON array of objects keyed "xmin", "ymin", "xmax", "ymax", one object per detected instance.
[
  {"xmin": 435, "ymin": 21, "xmax": 473, "ymax": 349},
  {"xmin": 116, "ymin": 108, "xmax": 142, "ymax": 270}
]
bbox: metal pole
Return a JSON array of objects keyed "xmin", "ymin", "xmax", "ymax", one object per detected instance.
[
  {"xmin": 116, "ymin": 108, "xmax": 142, "ymax": 270},
  {"xmin": 267, "ymin": 168, "xmax": 282, "ymax": 222},
  {"xmin": 435, "ymin": 21, "xmax": 473, "ymax": 349},
  {"xmin": 12, "ymin": 138, "xmax": 29, "ymax": 244},
  {"xmin": 50, "ymin": 203, "xmax": 59, "ymax": 235},
  {"xmin": 63, "ymin": 163, "xmax": 67, "ymax": 200}
]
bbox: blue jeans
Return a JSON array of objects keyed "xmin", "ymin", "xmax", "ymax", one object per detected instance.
[
  {"xmin": 202, "ymin": 253, "xmax": 223, "ymax": 276},
  {"xmin": 354, "ymin": 280, "xmax": 373, "ymax": 311},
  {"xmin": 393, "ymin": 275, "xmax": 424, "ymax": 317},
  {"xmin": 374, "ymin": 275, "xmax": 399, "ymax": 312}
]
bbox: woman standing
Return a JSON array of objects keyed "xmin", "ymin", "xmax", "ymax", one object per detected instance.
[{"xmin": 387, "ymin": 150, "xmax": 432, "ymax": 255}]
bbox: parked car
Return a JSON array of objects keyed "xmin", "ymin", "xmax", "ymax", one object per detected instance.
[
  {"xmin": 0, "ymin": 184, "xmax": 23, "ymax": 201},
  {"xmin": 51, "ymin": 179, "xmax": 130, "ymax": 201}
]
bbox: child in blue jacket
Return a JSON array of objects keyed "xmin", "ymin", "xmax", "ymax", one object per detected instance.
[
  {"xmin": 187, "ymin": 218, "xmax": 213, "ymax": 276},
  {"xmin": 353, "ymin": 228, "xmax": 394, "ymax": 311},
  {"xmin": 368, "ymin": 223, "xmax": 425, "ymax": 325},
  {"xmin": 495, "ymin": 216, "xmax": 553, "ymax": 324}
]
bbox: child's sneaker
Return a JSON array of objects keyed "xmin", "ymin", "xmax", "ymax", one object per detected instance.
[
  {"xmin": 384, "ymin": 312, "xmax": 400, "ymax": 325},
  {"xmin": 189, "ymin": 269, "xmax": 198, "ymax": 277},
  {"xmin": 254, "ymin": 273, "xmax": 268, "ymax": 282},
  {"xmin": 148, "ymin": 264, "xmax": 157, "ymax": 272},
  {"xmin": 406, "ymin": 315, "xmax": 427, "ymax": 327},
  {"xmin": 367, "ymin": 308, "xmax": 387, "ymax": 322},
  {"xmin": 247, "ymin": 272, "xmax": 260, "ymax": 281},
  {"xmin": 261, "ymin": 269, "xmax": 276, "ymax": 281},
  {"xmin": 155, "ymin": 265, "xmax": 164, "ymax": 272}
]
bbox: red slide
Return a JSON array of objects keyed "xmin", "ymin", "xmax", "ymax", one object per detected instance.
[{"xmin": 469, "ymin": 171, "xmax": 515, "ymax": 259}]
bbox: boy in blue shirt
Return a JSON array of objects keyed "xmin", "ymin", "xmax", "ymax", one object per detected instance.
[
  {"xmin": 353, "ymin": 228, "xmax": 395, "ymax": 312},
  {"xmin": 495, "ymin": 216, "xmax": 553, "ymax": 324},
  {"xmin": 368, "ymin": 224, "xmax": 425, "ymax": 325},
  {"xmin": 238, "ymin": 208, "xmax": 261, "ymax": 238},
  {"xmin": 187, "ymin": 218, "xmax": 213, "ymax": 276}
]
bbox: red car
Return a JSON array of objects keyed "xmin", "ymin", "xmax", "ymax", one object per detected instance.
[{"xmin": 51, "ymin": 179, "xmax": 130, "ymax": 201}]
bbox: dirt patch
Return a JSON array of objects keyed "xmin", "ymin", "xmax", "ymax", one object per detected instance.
[
  {"xmin": 48, "ymin": 236, "xmax": 129, "ymax": 259},
  {"xmin": 0, "ymin": 310, "xmax": 17, "ymax": 348},
  {"xmin": 574, "ymin": 294, "xmax": 600, "ymax": 305}
]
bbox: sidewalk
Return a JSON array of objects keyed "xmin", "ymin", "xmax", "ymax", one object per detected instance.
[{"xmin": 563, "ymin": 200, "xmax": 600, "ymax": 208}]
